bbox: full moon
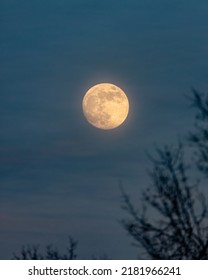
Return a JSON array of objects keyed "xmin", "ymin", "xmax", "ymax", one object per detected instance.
[{"xmin": 82, "ymin": 83, "xmax": 129, "ymax": 130}]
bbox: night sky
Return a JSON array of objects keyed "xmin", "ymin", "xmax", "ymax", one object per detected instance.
[{"xmin": 1, "ymin": 0, "xmax": 208, "ymax": 259}]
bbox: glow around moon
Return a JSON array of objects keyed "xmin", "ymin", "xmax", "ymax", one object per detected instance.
[{"xmin": 82, "ymin": 83, "xmax": 129, "ymax": 130}]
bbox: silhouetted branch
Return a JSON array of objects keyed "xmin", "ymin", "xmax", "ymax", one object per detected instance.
[
  {"xmin": 13, "ymin": 237, "xmax": 78, "ymax": 260},
  {"xmin": 189, "ymin": 89, "xmax": 208, "ymax": 176},
  {"xmin": 122, "ymin": 143, "xmax": 208, "ymax": 259}
]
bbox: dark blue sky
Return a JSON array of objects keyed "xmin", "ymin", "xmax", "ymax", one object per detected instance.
[{"xmin": 1, "ymin": 0, "xmax": 208, "ymax": 259}]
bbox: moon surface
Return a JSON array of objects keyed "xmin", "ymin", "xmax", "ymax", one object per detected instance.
[{"xmin": 82, "ymin": 83, "xmax": 129, "ymax": 130}]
